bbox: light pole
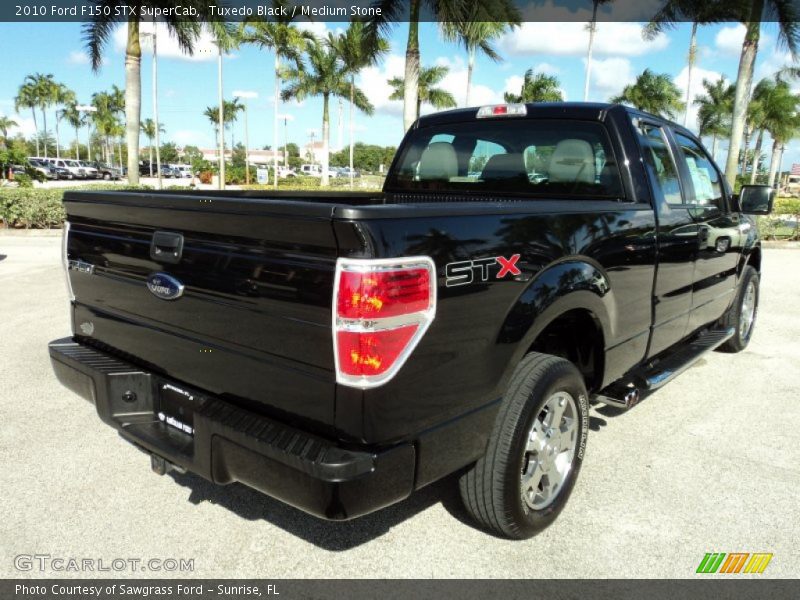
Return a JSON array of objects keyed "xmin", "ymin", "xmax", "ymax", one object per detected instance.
[
  {"xmin": 142, "ymin": 26, "xmax": 162, "ymax": 189},
  {"xmin": 216, "ymin": 40, "xmax": 225, "ymax": 190},
  {"xmin": 233, "ymin": 91, "xmax": 257, "ymax": 186},
  {"xmin": 284, "ymin": 116, "xmax": 289, "ymax": 167},
  {"xmin": 76, "ymin": 105, "xmax": 97, "ymax": 162}
]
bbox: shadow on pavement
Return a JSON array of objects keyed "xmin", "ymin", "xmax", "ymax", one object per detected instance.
[
  {"xmin": 0, "ymin": 255, "xmax": 6, "ymax": 262},
  {"xmin": 169, "ymin": 469, "xmax": 471, "ymax": 550}
]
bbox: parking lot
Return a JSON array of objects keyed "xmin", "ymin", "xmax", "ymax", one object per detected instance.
[{"xmin": 1, "ymin": 234, "xmax": 798, "ymax": 578}]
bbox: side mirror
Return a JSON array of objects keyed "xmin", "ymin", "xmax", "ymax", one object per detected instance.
[{"xmin": 738, "ymin": 184, "xmax": 775, "ymax": 215}]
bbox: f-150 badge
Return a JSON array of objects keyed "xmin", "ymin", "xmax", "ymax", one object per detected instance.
[
  {"xmin": 445, "ymin": 254, "xmax": 521, "ymax": 287},
  {"xmin": 147, "ymin": 272, "xmax": 184, "ymax": 300}
]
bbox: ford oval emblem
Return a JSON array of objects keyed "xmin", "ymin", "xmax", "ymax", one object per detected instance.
[{"xmin": 146, "ymin": 272, "xmax": 184, "ymax": 301}]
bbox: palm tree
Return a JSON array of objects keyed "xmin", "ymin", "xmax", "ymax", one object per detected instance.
[
  {"xmin": 28, "ymin": 73, "xmax": 59, "ymax": 157},
  {"xmin": 644, "ymin": 2, "xmax": 739, "ymax": 126},
  {"xmin": 240, "ymin": 1, "xmax": 310, "ymax": 189},
  {"xmin": 329, "ymin": 21, "xmax": 389, "ymax": 187},
  {"xmin": 610, "ymin": 69, "xmax": 685, "ymax": 119},
  {"xmin": 694, "ymin": 77, "xmax": 735, "ymax": 162},
  {"xmin": 367, "ymin": 0, "xmax": 479, "ymax": 131},
  {"xmin": 388, "ymin": 65, "xmax": 457, "ymax": 118},
  {"xmin": 759, "ymin": 80, "xmax": 800, "ymax": 186},
  {"xmin": 59, "ymin": 102, "xmax": 84, "ymax": 160},
  {"xmin": 52, "ymin": 84, "xmax": 76, "ymax": 160},
  {"xmin": 140, "ymin": 118, "xmax": 165, "ymax": 176},
  {"xmin": 92, "ymin": 87, "xmax": 125, "ymax": 165},
  {"xmin": 723, "ymin": 1, "xmax": 799, "ymax": 186},
  {"xmin": 0, "ymin": 116, "xmax": 17, "ymax": 141},
  {"xmin": 282, "ymin": 37, "xmax": 373, "ymax": 186},
  {"xmin": 439, "ymin": 4, "xmax": 520, "ymax": 107},
  {"xmin": 743, "ymin": 78, "xmax": 773, "ymax": 182},
  {"xmin": 14, "ymin": 82, "xmax": 39, "ymax": 155},
  {"xmin": 83, "ymin": 1, "xmax": 223, "ymax": 185},
  {"xmin": 585, "ymin": 0, "xmax": 615, "ymax": 101},
  {"xmin": 504, "ymin": 71, "xmax": 564, "ymax": 103},
  {"xmin": 203, "ymin": 99, "xmax": 243, "ymax": 158}
]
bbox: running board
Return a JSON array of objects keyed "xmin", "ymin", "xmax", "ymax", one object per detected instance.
[
  {"xmin": 639, "ymin": 327, "xmax": 734, "ymax": 390},
  {"xmin": 593, "ymin": 327, "xmax": 734, "ymax": 409}
]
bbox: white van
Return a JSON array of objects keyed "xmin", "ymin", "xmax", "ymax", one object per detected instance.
[{"xmin": 300, "ymin": 164, "xmax": 321, "ymax": 177}]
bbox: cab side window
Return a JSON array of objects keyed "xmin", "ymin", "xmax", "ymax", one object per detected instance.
[
  {"xmin": 635, "ymin": 122, "xmax": 683, "ymax": 205},
  {"xmin": 674, "ymin": 132, "xmax": 724, "ymax": 212}
]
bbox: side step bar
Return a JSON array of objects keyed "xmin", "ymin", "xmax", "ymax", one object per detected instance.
[{"xmin": 593, "ymin": 327, "xmax": 734, "ymax": 410}]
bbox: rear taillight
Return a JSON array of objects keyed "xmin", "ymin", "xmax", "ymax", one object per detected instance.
[{"xmin": 333, "ymin": 257, "xmax": 436, "ymax": 388}]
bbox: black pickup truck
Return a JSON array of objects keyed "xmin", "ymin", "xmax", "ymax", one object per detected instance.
[{"xmin": 49, "ymin": 103, "xmax": 773, "ymax": 539}]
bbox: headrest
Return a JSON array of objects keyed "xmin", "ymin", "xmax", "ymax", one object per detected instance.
[
  {"xmin": 548, "ymin": 139, "xmax": 596, "ymax": 184},
  {"xmin": 418, "ymin": 142, "xmax": 458, "ymax": 180},
  {"xmin": 481, "ymin": 153, "xmax": 526, "ymax": 182}
]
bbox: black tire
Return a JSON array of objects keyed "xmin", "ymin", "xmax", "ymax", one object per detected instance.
[
  {"xmin": 103, "ymin": 172, "xmax": 111, "ymax": 181},
  {"xmin": 459, "ymin": 353, "xmax": 589, "ymax": 539},
  {"xmin": 718, "ymin": 265, "xmax": 759, "ymax": 353}
]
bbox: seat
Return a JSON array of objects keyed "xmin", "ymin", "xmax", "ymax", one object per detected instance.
[
  {"xmin": 417, "ymin": 142, "xmax": 458, "ymax": 181},
  {"xmin": 480, "ymin": 153, "xmax": 527, "ymax": 182},
  {"xmin": 548, "ymin": 139, "xmax": 596, "ymax": 184}
]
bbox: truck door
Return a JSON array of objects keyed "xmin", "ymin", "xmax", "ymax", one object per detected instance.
[
  {"xmin": 669, "ymin": 131, "xmax": 740, "ymax": 332},
  {"xmin": 633, "ymin": 120, "xmax": 696, "ymax": 357}
]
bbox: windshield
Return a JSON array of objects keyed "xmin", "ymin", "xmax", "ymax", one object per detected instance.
[{"xmin": 387, "ymin": 118, "xmax": 624, "ymax": 199}]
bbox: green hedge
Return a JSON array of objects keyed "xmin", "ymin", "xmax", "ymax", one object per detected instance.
[{"xmin": 0, "ymin": 186, "xmax": 150, "ymax": 229}]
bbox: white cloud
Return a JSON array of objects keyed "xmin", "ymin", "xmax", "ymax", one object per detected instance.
[
  {"xmin": 295, "ymin": 22, "xmax": 330, "ymax": 41},
  {"xmin": 500, "ymin": 22, "xmax": 669, "ymax": 58},
  {"xmin": 715, "ymin": 25, "xmax": 746, "ymax": 57},
  {"xmin": 232, "ymin": 90, "xmax": 258, "ymax": 99},
  {"xmin": 533, "ymin": 62, "xmax": 560, "ymax": 76},
  {"xmin": 114, "ymin": 23, "xmax": 220, "ymax": 62},
  {"xmin": 674, "ymin": 65, "xmax": 723, "ymax": 130},
  {"xmin": 715, "ymin": 24, "xmax": 773, "ymax": 58},
  {"xmin": 0, "ymin": 112, "xmax": 37, "ymax": 138},
  {"xmin": 755, "ymin": 48, "xmax": 795, "ymax": 82},
  {"xmin": 66, "ymin": 51, "xmax": 90, "ymax": 65},
  {"xmin": 431, "ymin": 56, "xmax": 503, "ymax": 110},
  {"xmin": 588, "ymin": 57, "xmax": 634, "ymax": 99},
  {"xmin": 357, "ymin": 53, "xmax": 406, "ymax": 116}
]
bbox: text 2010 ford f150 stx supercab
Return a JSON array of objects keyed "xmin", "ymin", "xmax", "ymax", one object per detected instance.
[{"xmin": 49, "ymin": 103, "xmax": 774, "ymax": 538}]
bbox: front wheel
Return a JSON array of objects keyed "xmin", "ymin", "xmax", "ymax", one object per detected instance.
[
  {"xmin": 459, "ymin": 353, "xmax": 589, "ymax": 539},
  {"xmin": 718, "ymin": 265, "xmax": 759, "ymax": 353}
]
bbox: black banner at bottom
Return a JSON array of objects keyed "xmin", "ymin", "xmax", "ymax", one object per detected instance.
[{"xmin": 3, "ymin": 579, "xmax": 799, "ymax": 600}]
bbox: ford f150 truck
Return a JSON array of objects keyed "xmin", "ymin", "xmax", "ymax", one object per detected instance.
[{"xmin": 49, "ymin": 103, "xmax": 774, "ymax": 539}]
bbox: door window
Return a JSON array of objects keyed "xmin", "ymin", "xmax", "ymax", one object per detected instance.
[
  {"xmin": 674, "ymin": 133, "xmax": 724, "ymax": 212},
  {"xmin": 635, "ymin": 122, "xmax": 683, "ymax": 205}
]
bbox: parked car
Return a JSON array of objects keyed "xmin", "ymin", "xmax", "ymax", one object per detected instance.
[
  {"xmin": 338, "ymin": 167, "xmax": 361, "ymax": 178},
  {"xmin": 46, "ymin": 159, "xmax": 85, "ymax": 180},
  {"xmin": 28, "ymin": 159, "xmax": 57, "ymax": 180},
  {"xmin": 49, "ymin": 102, "xmax": 772, "ymax": 539},
  {"xmin": 172, "ymin": 165, "xmax": 193, "ymax": 178},
  {"xmin": 160, "ymin": 164, "xmax": 177, "ymax": 178},
  {"xmin": 275, "ymin": 166, "xmax": 296, "ymax": 179},
  {"xmin": 300, "ymin": 164, "xmax": 321, "ymax": 177},
  {"xmin": 91, "ymin": 162, "xmax": 123, "ymax": 181},
  {"xmin": 79, "ymin": 161, "xmax": 99, "ymax": 179}
]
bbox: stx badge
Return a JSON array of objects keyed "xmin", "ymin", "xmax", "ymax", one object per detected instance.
[{"xmin": 445, "ymin": 254, "xmax": 521, "ymax": 287}]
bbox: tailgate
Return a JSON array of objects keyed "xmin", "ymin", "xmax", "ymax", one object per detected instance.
[{"xmin": 63, "ymin": 192, "xmax": 340, "ymax": 429}]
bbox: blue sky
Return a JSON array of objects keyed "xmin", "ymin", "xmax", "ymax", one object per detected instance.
[{"xmin": 1, "ymin": 19, "xmax": 799, "ymax": 166}]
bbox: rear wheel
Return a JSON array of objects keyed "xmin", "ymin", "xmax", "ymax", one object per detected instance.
[
  {"xmin": 103, "ymin": 172, "xmax": 111, "ymax": 181},
  {"xmin": 718, "ymin": 265, "xmax": 759, "ymax": 353},
  {"xmin": 459, "ymin": 353, "xmax": 589, "ymax": 539}
]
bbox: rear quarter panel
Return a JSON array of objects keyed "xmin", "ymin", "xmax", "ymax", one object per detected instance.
[{"xmin": 333, "ymin": 202, "xmax": 657, "ymax": 444}]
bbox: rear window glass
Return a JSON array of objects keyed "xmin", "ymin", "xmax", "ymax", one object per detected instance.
[{"xmin": 386, "ymin": 119, "xmax": 624, "ymax": 199}]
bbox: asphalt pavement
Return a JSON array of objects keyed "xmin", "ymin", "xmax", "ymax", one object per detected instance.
[{"xmin": 1, "ymin": 234, "xmax": 798, "ymax": 578}]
